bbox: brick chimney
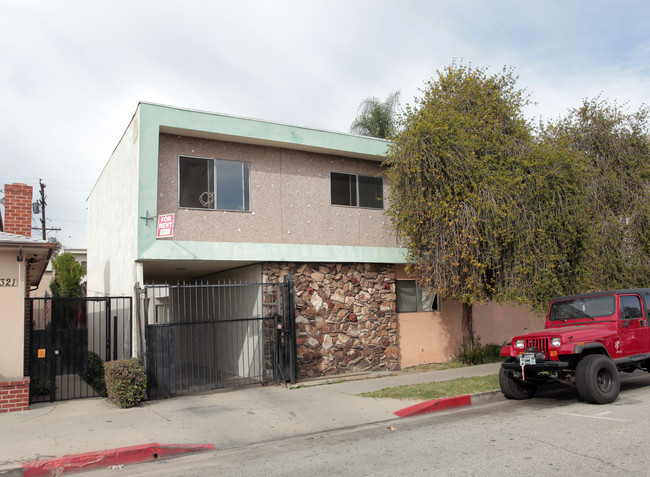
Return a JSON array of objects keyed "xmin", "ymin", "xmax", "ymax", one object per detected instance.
[{"xmin": 4, "ymin": 183, "xmax": 33, "ymax": 237}]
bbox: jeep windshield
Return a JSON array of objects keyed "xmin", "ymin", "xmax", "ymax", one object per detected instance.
[{"xmin": 548, "ymin": 295, "xmax": 616, "ymax": 322}]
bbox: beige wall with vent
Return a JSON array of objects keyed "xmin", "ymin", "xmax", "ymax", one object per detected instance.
[{"xmin": 395, "ymin": 264, "xmax": 544, "ymax": 367}]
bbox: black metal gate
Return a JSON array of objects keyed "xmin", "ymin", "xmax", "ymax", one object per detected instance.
[
  {"xmin": 26, "ymin": 296, "xmax": 132, "ymax": 403},
  {"xmin": 140, "ymin": 277, "xmax": 295, "ymax": 399}
]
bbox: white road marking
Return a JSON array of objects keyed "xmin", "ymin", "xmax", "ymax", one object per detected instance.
[{"xmin": 558, "ymin": 412, "xmax": 626, "ymax": 422}]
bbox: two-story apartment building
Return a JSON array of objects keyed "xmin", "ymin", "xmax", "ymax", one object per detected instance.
[{"xmin": 87, "ymin": 102, "xmax": 541, "ymax": 382}]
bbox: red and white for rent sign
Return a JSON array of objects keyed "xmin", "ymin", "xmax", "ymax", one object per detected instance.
[{"xmin": 157, "ymin": 214, "xmax": 175, "ymax": 238}]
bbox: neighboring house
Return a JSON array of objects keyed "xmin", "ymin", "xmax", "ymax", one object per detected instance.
[
  {"xmin": 87, "ymin": 103, "xmax": 541, "ymax": 380},
  {"xmin": 0, "ymin": 183, "xmax": 54, "ymax": 412}
]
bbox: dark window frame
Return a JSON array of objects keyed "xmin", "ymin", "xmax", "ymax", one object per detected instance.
[
  {"xmin": 620, "ymin": 295, "xmax": 643, "ymax": 320},
  {"xmin": 395, "ymin": 280, "xmax": 441, "ymax": 313},
  {"xmin": 178, "ymin": 155, "xmax": 251, "ymax": 212},
  {"xmin": 330, "ymin": 172, "xmax": 383, "ymax": 209}
]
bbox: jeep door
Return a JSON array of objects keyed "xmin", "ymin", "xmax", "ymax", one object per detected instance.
[{"xmin": 618, "ymin": 294, "xmax": 649, "ymax": 355}]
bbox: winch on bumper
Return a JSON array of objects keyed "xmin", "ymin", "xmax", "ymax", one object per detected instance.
[{"xmin": 501, "ymin": 347, "xmax": 570, "ymax": 371}]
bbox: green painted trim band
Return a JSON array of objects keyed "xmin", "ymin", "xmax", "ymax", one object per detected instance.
[
  {"xmin": 140, "ymin": 240, "xmax": 407, "ymax": 264},
  {"xmin": 140, "ymin": 102, "xmax": 389, "ymax": 158}
]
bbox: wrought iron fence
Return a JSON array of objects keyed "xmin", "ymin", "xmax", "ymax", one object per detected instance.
[
  {"xmin": 140, "ymin": 278, "xmax": 295, "ymax": 399},
  {"xmin": 26, "ymin": 296, "xmax": 132, "ymax": 403}
]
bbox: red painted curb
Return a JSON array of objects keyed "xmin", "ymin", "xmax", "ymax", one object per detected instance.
[
  {"xmin": 394, "ymin": 394, "xmax": 472, "ymax": 418},
  {"xmin": 21, "ymin": 443, "xmax": 216, "ymax": 476}
]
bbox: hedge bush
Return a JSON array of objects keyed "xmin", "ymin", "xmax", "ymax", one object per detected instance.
[
  {"xmin": 30, "ymin": 377, "xmax": 51, "ymax": 397},
  {"xmin": 457, "ymin": 339, "xmax": 504, "ymax": 365},
  {"xmin": 103, "ymin": 358, "xmax": 147, "ymax": 408},
  {"xmin": 81, "ymin": 351, "xmax": 107, "ymax": 396}
]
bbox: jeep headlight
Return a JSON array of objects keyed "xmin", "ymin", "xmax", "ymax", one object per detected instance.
[
  {"xmin": 514, "ymin": 339, "xmax": 525, "ymax": 349},
  {"xmin": 550, "ymin": 337, "xmax": 561, "ymax": 347}
]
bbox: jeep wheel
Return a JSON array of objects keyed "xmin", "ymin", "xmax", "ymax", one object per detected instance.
[
  {"xmin": 499, "ymin": 365, "xmax": 536, "ymax": 400},
  {"xmin": 575, "ymin": 354, "xmax": 620, "ymax": 404}
]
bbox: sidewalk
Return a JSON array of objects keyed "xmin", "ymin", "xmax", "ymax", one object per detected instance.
[{"xmin": 0, "ymin": 363, "xmax": 502, "ymax": 473}]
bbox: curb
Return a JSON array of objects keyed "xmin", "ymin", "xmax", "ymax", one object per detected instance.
[
  {"xmin": 6, "ymin": 443, "xmax": 215, "ymax": 477},
  {"xmin": 394, "ymin": 395, "xmax": 472, "ymax": 417},
  {"xmin": 288, "ymin": 370, "xmax": 392, "ymax": 389},
  {"xmin": 394, "ymin": 390, "xmax": 505, "ymax": 418}
]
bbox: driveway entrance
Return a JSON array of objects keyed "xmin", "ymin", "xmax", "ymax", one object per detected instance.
[{"xmin": 138, "ymin": 277, "xmax": 296, "ymax": 398}]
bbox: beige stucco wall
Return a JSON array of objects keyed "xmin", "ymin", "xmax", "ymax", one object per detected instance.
[
  {"xmin": 0, "ymin": 249, "xmax": 27, "ymax": 381},
  {"xmin": 157, "ymin": 134, "xmax": 395, "ymax": 248},
  {"xmin": 473, "ymin": 302, "xmax": 545, "ymax": 345},
  {"xmin": 87, "ymin": 110, "xmax": 141, "ymax": 297},
  {"xmin": 398, "ymin": 299, "xmax": 463, "ymax": 366},
  {"xmin": 395, "ymin": 264, "xmax": 545, "ymax": 367}
]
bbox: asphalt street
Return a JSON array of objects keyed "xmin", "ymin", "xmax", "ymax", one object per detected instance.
[
  {"xmin": 87, "ymin": 371, "xmax": 650, "ymax": 477},
  {"xmin": 0, "ymin": 363, "xmax": 502, "ymax": 473}
]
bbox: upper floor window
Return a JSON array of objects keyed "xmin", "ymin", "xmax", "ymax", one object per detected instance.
[
  {"xmin": 179, "ymin": 156, "xmax": 250, "ymax": 211},
  {"xmin": 330, "ymin": 172, "xmax": 383, "ymax": 209}
]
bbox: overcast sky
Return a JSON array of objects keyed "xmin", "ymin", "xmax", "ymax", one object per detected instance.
[{"xmin": 1, "ymin": 0, "xmax": 648, "ymax": 249}]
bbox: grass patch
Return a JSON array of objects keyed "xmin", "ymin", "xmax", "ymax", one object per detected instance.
[{"xmin": 360, "ymin": 374, "xmax": 499, "ymax": 401}]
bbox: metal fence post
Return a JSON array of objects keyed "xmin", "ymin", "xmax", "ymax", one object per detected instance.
[
  {"xmin": 287, "ymin": 273, "xmax": 297, "ymax": 384},
  {"xmin": 105, "ymin": 299, "xmax": 111, "ymax": 362}
]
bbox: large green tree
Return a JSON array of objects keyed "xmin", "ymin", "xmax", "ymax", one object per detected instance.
[
  {"xmin": 385, "ymin": 63, "xmax": 588, "ymax": 348},
  {"xmin": 541, "ymin": 98, "xmax": 650, "ymax": 288},
  {"xmin": 350, "ymin": 91, "xmax": 400, "ymax": 139}
]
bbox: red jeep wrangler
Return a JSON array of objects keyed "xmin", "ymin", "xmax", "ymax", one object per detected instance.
[{"xmin": 500, "ymin": 288, "xmax": 650, "ymax": 404}]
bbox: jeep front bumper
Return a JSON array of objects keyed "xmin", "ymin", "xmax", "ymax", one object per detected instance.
[{"xmin": 502, "ymin": 359, "xmax": 570, "ymax": 371}]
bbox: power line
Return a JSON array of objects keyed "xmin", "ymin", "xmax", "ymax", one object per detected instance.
[
  {"xmin": 0, "ymin": 177, "xmax": 92, "ymax": 185},
  {"xmin": 0, "ymin": 178, "xmax": 93, "ymax": 191}
]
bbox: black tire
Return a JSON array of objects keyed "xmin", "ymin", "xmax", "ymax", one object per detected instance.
[
  {"xmin": 499, "ymin": 365, "xmax": 536, "ymax": 400},
  {"xmin": 575, "ymin": 354, "xmax": 620, "ymax": 404}
]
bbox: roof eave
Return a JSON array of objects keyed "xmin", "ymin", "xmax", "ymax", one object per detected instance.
[{"xmin": 141, "ymin": 102, "xmax": 390, "ymax": 162}]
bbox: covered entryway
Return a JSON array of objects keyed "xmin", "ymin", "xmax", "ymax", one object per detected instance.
[
  {"xmin": 26, "ymin": 296, "xmax": 132, "ymax": 403},
  {"xmin": 138, "ymin": 277, "xmax": 296, "ymax": 398}
]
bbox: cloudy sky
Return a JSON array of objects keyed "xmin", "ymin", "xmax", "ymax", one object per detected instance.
[{"xmin": 1, "ymin": 0, "xmax": 648, "ymax": 249}]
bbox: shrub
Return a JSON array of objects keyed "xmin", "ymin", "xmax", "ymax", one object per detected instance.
[
  {"xmin": 81, "ymin": 352, "xmax": 106, "ymax": 396},
  {"xmin": 457, "ymin": 338, "xmax": 505, "ymax": 365},
  {"xmin": 104, "ymin": 358, "xmax": 147, "ymax": 408},
  {"xmin": 30, "ymin": 377, "xmax": 51, "ymax": 396}
]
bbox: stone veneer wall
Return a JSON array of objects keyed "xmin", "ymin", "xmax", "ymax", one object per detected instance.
[{"xmin": 263, "ymin": 262, "xmax": 398, "ymax": 378}]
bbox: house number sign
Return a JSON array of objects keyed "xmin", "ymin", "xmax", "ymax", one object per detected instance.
[{"xmin": 0, "ymin": 278, "xmax": 17, "ymax": 287}]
